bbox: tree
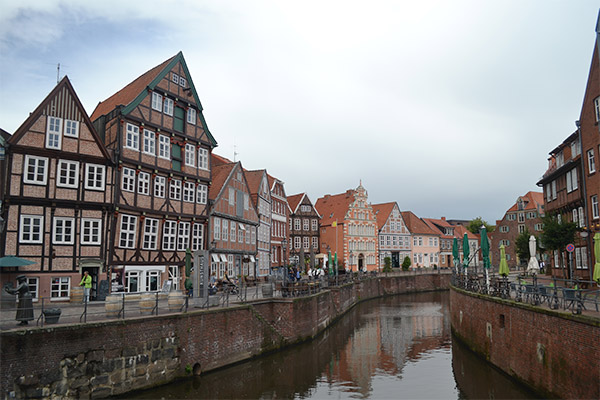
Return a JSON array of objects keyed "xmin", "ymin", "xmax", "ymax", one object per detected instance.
[
  {"xmin": 402, "ymin": 256, "xmax": 411, "ymax": 271},
  {"xmin": 539, "ymin": 214, "xmax": 577, "ymax": 278},
  {"xmin": 383, "ymin": 257, "xmax": 392, "ymax": 273},
  {"xmin": 467, "ymin": 217, "xmax": 495, "ymax": 234}
]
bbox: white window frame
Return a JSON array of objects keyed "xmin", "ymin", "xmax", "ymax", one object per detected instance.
[
  {"xmin": 46, "ymin": 116, "xmax": 62, "ymax": 149},
  {"xmin": 85, "ymin": 163, "xmax": 105, "ymax": 191},
  {"xmin": 214, "ymin": 217, "xmax": 221, "ymax": 240},
  {"xmin": 169, "ymin": 179, "xmax": 182, "ymax": 200},
  {"xmin": 222, "ymin": 219, "xmax": 229, "ymax": 241},
  {"xmin": 53, "ymin": 217, "xmax": 75, "ymax": 244},
  {"xmin": 138, "ymin": 171, "xmax": 150, "ymax": 195},
  {"xmin": 19, "ymin": 215, "xmax": 43, "ymax": 243},
  {"xmin": 196, "ymin": 184, "xmax": 208, "ymax": 204},
  {"xmin": 183, "ymin": 181, "xmax": 195, "ymax": 203},
  {"xmin": 164, "ymin": 97, "xmax": 174, "ymax": 116},
  {"xmin": 154, "ymin": 175, "xmax": 166, "ymax": 198},
  {"xmin": 192, "ymin": 223, "xmax": 204, "ymax": 251},
  {"xmin": 592, "ymin": 195, "xmax": 599, "ymax": 219},
  {"xmin": 187, "ymin": 108, "xmax": 196, "ymax": 125},
  {"xmin": 122, "ymin": 168, "xmax": 135, "ymax": 192},
  {"xmin": 51, "ymin": 277, "xmax": 70, "ymax": 300},
  {"xmin": 594, "ymin": 96, "xmax": 600, "ymax": 122},
  {"xmin": 312, "ymin": 236, "xmax": 318, "ymax": 249},
  {"xmin": 158, "ymin": 135, "xmax": 171, "ymax": 159},
  {"xmin": 588, "ymin": 149, "xmax": 596, "ymax": 174},
  {"xmin": 64, "ymin": 119, "xmax": 79, "ymax": 138},
  {"xmin": 27, "ymin": 277, "xmax": 39, "ymax": 301},
  {"xmin": 230, "ymin": 221, "xmax": 236, "ymax": 242},
  {"xmin": 152, "ymin": 92, "xmax": 163, "ymax": 111},
  {"xmin": 125, "ymin": 123, "xmax": 140, "ymax": 151},
  {"xmin": 177, "ymin": 222, "xmax": 190, "ymax": 251},
  {"xmin": 198, "ymin": 148, "xmax": 208, "ymax": 170},
  {"xmin": 143, "ymin": 129, "xmax": 156, "ymax": 155},
  {"xmin": 24, "ymin": 155, "xmax": 48, "ymax": 185},
  {"xmin": 163, "ymin": 220, "xmax": 177, "ymax": 251},
  {"xmin": 185, "ymin": 143, "xmax": 196, "ymax": 167},
  {"xmin": 119, "ymin": 214, "xmax": 137, "ymax": 249},
  {"xmin": 81, "ymin": 218, "xmax": 102, "ymax": 245},
  {"xmin": 142, "ymin": 218, "xmax": 159, "ymax": 250},
  {"xmin": 57, "ymin": 159, "xmax": 79, "ymax": 188},
  {"xmin": 566, "ymin": 168, "xmax": 578, "ymax": 192}
]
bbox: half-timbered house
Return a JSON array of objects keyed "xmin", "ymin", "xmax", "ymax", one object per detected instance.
[
  {"xmin": 287, "ymin": 193, "xmax": 320, "ymax": 268},
  {"xmin": 267, "ymin": 174, "xmax": 288, "ymax": 269},
  {"xmin": 244, "ymin": 170, "xmax": 272, "ymax": 277}
]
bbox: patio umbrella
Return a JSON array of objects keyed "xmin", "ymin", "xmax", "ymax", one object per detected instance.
[
  {"xmin": 462, "ymin": 233, "xmax": 470, "ymax": 269},
  {"xmin": 593, "ymin": 233, "xmax": 600, "ymax": 284},
  {"xmin": 498, "ymin": 245, "xmax": 510, "ymax": 277},
  {"xmin": 481, "ymin": 226, "xmax": 491, "ymax": 292},
  {"xmin": 452, "ymin": 238, "xmax": 460, "ymax": 272},
  {"xmin": 328, "ymin": 250, "xmax": 332, "ymax": 275},
  {"xmin": 526, "ymin": 235, "xmax": 539, "ymax": 275},
  {"xmin": 185, "ymin": 248, "xmax": 192, "ymax": 276},
  {"xmin": 0, "ymin": 256, "xmax": 35, "ymax": 267},
  {"xmin": 333, "ymin": 252, "xmax": 337, "ymax": 276}
]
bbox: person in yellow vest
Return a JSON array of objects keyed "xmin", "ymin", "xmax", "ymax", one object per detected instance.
[{"xmin": 79, "ymin": 271, "xmax": 92, "ymax": 303}]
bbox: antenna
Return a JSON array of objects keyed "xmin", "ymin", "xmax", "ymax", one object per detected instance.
[
  {"xmin": 57, "ymin": 63, "xmax": 60, "ymax": 84},
  {"xmin": 233, "ymin": 144, "xmax": 238, "ymax": 162}
]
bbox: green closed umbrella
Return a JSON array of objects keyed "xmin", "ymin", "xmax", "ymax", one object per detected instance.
[
  {"xmin": 333, "ymin": 252, "xmax": 337, "ymax": 276},
  {"xmin": 593, "ymin": 233, "xmax": 600, "ymax": 284},
  {"xmin": 481, "ymin": 226, "xmax": 490, "ymax": 270},
  {"xmin": 452, "ymin": 238, "xmax": 459, "ymax": 269},
  {"xmin": 185, "ymin": 248, "xmax": 192, "ymax": 276},
  {"xmin": 499, "ymin": 245, "xmax": 510, "ymax": 277},
  {"xmin": 462, "ymin": 233, "xmax": 470, "ymax": 269},
  {"xmin": 328, "ymin": 251, "xmax": 332, "ymax": 275}
]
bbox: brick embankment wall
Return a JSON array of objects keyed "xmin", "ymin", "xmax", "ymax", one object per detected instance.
[
  {"xmin": 0, "ymin": 273, "xmax": 449, "ymax": 399},
  {"xmin": 450, "ymin": 286, "xmax": 600, "ymax": 400}
]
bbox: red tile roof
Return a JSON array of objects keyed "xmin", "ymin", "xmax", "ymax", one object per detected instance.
[
  {"xmin": 91, "ymin": 56, "xmax": 175, "ymax": 121},
  {"xmin": 506, "ymin": 191, "xmax": 544, "ymax": 213},
  {"xmin": 208, "ymin": 162, "xmax": 236, "ymax": 200},
  {"xmin": 371, "ymin": 202, "xmax": 396, "ymax": 231},
  {"xmin": 287, "ymin": 193, "xmax": 306, "ymax": 213},
  {"xmin": 244, "ymin": 170, "xmax": 267, "ymax": 196},
  {"xmin": 400, "ymin": 211, "xmax": 439, "ymax": 236},
  {"xmin": 315, "ymin": 190, "xmax": 355, "ymax": 226},
  {"xmin": 211, "ymin": 152, "xmax": 233, "ymax": 167},
  {"xmin": 454, "ymin": 224, "xmax": 479, "ymax": 240}
]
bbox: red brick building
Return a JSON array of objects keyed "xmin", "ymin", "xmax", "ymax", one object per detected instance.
[
  {"xmin": 287, "ymin": 193, "xmax": 320, "ymax": 268},
  {"xmin": 268, "ymin": 174, "xmax": 288, "ymax": 269}
]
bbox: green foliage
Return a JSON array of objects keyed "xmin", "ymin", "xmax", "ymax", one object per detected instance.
[
  {"xmin": 467, "ymin": 217, "xmax": 495, "ymax": 234},
  {"xmin": 402, "ymin": 256, "xmax": 411, "ymax": 271},
  {"xmin": 539, "ymin": 214, "xmax": 577, "ymax": 252},
  {"xmin": 383, "ymin": 257, "xmax": 392, "ymax": 273}
]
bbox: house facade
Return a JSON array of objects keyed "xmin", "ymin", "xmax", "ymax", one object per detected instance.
[
  {"xmin": 91, "ymin": 52, "xmax": 217, "ymax": 293},
  {"xmin": 1, "ymin": 77, "xmax": 114, "ymax": 301},
  {"xmin": 268, "ymin": 174, "xmax": 288, "ymax": 269},
  {"xmin": 401, "ymin": 211, "xmax": 440, "ymax": 269},
  {"xmin": 287, "ymin": 193, "xmax": 320, "ymax": 268},
  {"xmin": 208, "ymin": 160, "xmax": 259, "ymax": 280},
  {"xmin": 454, "ymin": 225, "xmax": 481, "ymax": 268},
  {"xmin": 372, "ymin": 202, "xmax": 411, "ymax": 269},
  {"xmin": 316, "ymin": 183, "xmax": 379, "ymax": 272},
  {"xmin": 422, "ymin": 217, "xmax": 455, "ymax": 269},
  {"xmin": 245, "ymin": 170, "xmax": 272, "ymax": 277}
]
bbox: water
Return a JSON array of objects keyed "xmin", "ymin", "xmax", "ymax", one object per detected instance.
[{"xmin": 124, "ymin": 292, "xmax": 538, "ymax": 399}]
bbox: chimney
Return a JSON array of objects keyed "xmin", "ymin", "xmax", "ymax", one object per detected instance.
[{"xmin": 441, "ymin": 217, "xmax": 446, "ymax": 221}]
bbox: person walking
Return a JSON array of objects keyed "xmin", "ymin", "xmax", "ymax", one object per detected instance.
[
  {"xmin": 79, "ymin": 271, "xmax": 92, "ymax": 303},
  {"xmin": 4, "ymin": 275, "xmax": 34, "ymax": 325}
]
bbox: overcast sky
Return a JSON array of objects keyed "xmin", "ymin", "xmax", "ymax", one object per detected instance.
[{"xmin": 1, "ymin": 1, "xmax": 598, "ymax": 224}]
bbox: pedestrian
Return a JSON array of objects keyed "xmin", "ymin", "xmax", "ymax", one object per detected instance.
[
  {"xmin": 4, "ymin": 275, "xmax": 34, "ymax": 325},
  {"xmin": 539, "ymin": 260, "xmax": 545, "ymax": 274},
  {"xmin": 79, "ymin": 271, "xmax": 92, "ymax": 303}
]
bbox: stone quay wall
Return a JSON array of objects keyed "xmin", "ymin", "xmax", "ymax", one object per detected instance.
[
  {"xmin": 450, "ymin": 286, "xmax": 600, "ymax": 400},
  {"xmin": 0, "ymin": 273, "xmax": 449, "ymax": 399}
]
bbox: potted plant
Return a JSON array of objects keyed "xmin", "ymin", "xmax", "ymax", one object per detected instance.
[{"xmin": 43, "ymin": 308, "xmax": 62, "ymax": 324}]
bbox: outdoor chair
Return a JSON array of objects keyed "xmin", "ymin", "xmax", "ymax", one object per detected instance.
[
  {"xmin": 583, "ymin": 290, "xmax": 600, "ymax": 312},
  {"xmin": 562, "ymin": 288, "xmax": 581, "ymax": 312},
  {"xmin": 538, "ymin": 286, "xmax": 550, "ymax": 305}
]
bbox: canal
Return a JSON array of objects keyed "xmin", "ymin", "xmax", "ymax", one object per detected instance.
[{"xmin": 124, "ymin": 292, "xmax": 539, "ymax": 399}]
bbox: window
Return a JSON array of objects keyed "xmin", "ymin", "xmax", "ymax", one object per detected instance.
[
  {"xmin": 51, "ymin": 277, "xmax": 70, "ymax": 299},
  {"xmin": 20, "ymin": 215, "xmax": 43, "ymax": 243},
  {"xmin": 122, "ymin": 168, "xmax": 135, "ymax": 192},
  {"xmin": 592, "ymin": 195, "xmax": 599, "ymax": 219},
  {"xmin": 518, "ymin": 213, "xmax": 525, "ymax": 223},
  {"xmin": 27, "ymin": 277, "xmax": 39, "ymax": 301},
  {"xmin": 182, "ymin": 182, "xmax": 195, "ymax": 203},
  {"xmin": 312, "ymin": 237, "xmax": 318, "ymax": 249},
  {"xmin": 163, "ymin": 220, "xmax": 177, "ymax": 251},
  {"xmin": 294, "ymin": 219, "xmax": 301, "ymax": 230},
  {"xmin": 570, "ymin": 139, "xmax": 580, "ymax": 158},
  {"xmin": 500, "ymin": 226, "xmax": 509, "ymax": 233},
  {"xmin": 185, "ymin": 144, "xmax": 195, "ymax": 167},
  {"xmin": 172, "ymin": 73, "xmax": 179, "ymax": 83},
  {"xmin": 125, "ymin": 123, "xmax": 139, "ymax": 150},
  {"xmin": 46, "ymin": 116, "xmax": 62, "ymax": 149},
  {"xmin": 551, "ymin": 180, "xmax": 557, "ymax": 200},
  {"xmin": 177, "ymin": 222, "xmax": 190, "ymax": 251},
  {"xmin": 24, "ymin": 155, "xmax": 48, "ymax": 185},
  {"xmin": 196, "ymin": 184, "xmax": 207, "ymax": 204},
  {"xmin": 246, "ymin": 225, "xmax": 250, "ymax": 244},
  {"xmin": 53, "ymin": 217, "xmax": 74, "ymax": 244},
  {"xmin": 518, "ymin": 225, "xmax": 525, "ymax": 234},
  {"xmin": 303, "ymin": 237, "xmax": 309, "ymax": 249},
  {"xmin": 143, "ymin": 130, "xmax": 156, "ymax": 155},
  {"xmin": 222, "ymin": 219, "xmax": 229, "ymax": 241},
  {"xmin": 198, "ymin": 148, "xmax": 208, "ymax": 170},
  {"xmin": 81, "ymin": 218, "xmax": 102, "ymax": 245},
  {"xmin": 85, "ymin": 164, "xmax": 105, "ymax": 190},
  {"xmin": 154, "ymin": 176, "xmax": 166, "ymax": 198},
  {"xmin": 535, "ymin": 223, "xmax": 543, "ymax": 231},
  {"xmin": 230, "ymin": 221, "xmax": 236, "ymax": 242},
  {"xmin": 578, "ymin": 207, "xmax": 584, "ymax": 228},
  {"xmin": 566, "ymin": 168, "xmax": 578, "ymax": 192},
  {"xmin": 187, "ymin": 108, "xmax": 196, "ymax": 124},
  {"xmin": 303, "ymin": 219, "xmax": 309, "ymax": 231},
  {"xmin": 158, "ymin": 135, "xmax": 170, "ymax": 159},
  {"xmin": 214, "ymin": 218, "xmax": 221, "ymax": 240},
  {"xmin": 126, "ymin": 271, "xmax": 139, "ymax": 293},
  {"xmin": 312, "ymin": 219, "xmax": 318, "ymax": 231},
  {"xmin": 64, "ymin": 119, "xmax": 79, "ymax": 137},
  {"xmin": 294, "ymin": 236, "xmax": 301, "ymax": 249},
  {"xmin": 146, "ymin": 271, "xmax": 160, "ymax": 291},
  {"xmin": 229, "ymin": 188, "xmax": 235, "ymax": 206},
  {"xmin": 164, "ymin": 98, "xmax": 174, "ymax": 116},
  {"xmin": 588, "ymin": 150, "xmax": 596, "ymax": 174},
  {"xmin": 238, "ymin": 225, "xmax": 244, "ymax": 243},
  {"xmin": 142, "ymin": 218, "xmax": 159, "ymax": 250},
  {"xmin": 507, "ymin": 213, "xmax": 516, "ymax": 221},
  {"xmin": 57, "ymin": 160, "xmax": 79, "ymax": 188},
  {"xmin": 301, "ymin": 205, "xmax": 311, "ymax": 212},
  {"xmin": 192, "ymin": 223, "xmax": 204, "ymax": 251},
  {"xmin": 152, "ymin": 92, "xmax": 163, "ymax": 111},
  {"xmin": 179, "ymin": 77, "xmax": 187, "ymax": 88},
  {"xmin": 138, "ymin": 172, "xmax": 150, "ymax": 195},
  {"xmin": 594, "ymin": 96, "xmax": 600, "ymax": 122},
  {"xmin": 170, "ymin": 179, "xmax": 182, "ymax": 200},
  {"xmin": 119, "ymin": 214, "xmax": 137, "ymax": 248}
]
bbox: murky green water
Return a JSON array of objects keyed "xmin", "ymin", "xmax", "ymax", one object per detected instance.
[{"xmin": 124, "ymin": 292, "xmax": 539, "ymax": 399}]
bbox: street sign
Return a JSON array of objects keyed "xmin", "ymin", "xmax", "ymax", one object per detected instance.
[{"xmin": 566, "ymin": 243, "xmax": 575, "ymax": 253}]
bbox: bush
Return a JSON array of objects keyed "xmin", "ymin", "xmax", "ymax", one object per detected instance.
[
  {"xmin": 383, "ymin": 257, "xmax": 392, "ymax": 273},
  {"xmin": 402, "ymin": 256, "xmax": 411, "ymax": 271}
]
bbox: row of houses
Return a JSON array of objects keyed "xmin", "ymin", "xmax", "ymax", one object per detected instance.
[{"xmin": 0, "ymin": 52, "xmax": 486, "ymax": 302}]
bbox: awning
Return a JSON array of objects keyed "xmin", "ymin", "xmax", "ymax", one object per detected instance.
[
  {"xmin": 220, "ymin": 254, "xmax": 228, "ymax": 263},
  {"xmin": 250, "ymin": 255, "xmax": 255, "ymax": 262},
  {"xmin": 211, "ymin": 254, "xmax": 220, "ymax": 262}
]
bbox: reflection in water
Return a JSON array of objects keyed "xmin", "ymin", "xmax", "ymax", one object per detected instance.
[{"xmin": 124, "ymin": 292, "xmax": 538, "ymax": 399}]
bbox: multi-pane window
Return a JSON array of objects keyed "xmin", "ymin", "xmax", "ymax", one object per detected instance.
[
  {"xmin": 46, "ymin": 116, "xmax": 62, "ymax": 149},
  {"xmin": 294, "ymin": 219, "xmax": 301, "ymax": 230},
  {"xmin": 125, "ymin": 123, "xmax": 139, "ymax": 150},
  {"xmin": 246, "ymin": 225, "xmax": 251, "ymax": 244},
  {"xmin": 81, "ymin": 218, "xmax": 102, "ymax": 245},
  {"xmin": 119, "ymin": 214, "xmax": 137, "ymax": 248},
  {"xmin": 183, "ymin": 182, "xmax": 195, "ymax": 203},
  {"xmin": 588, "ymin": 150, "xmax": 596, "ymax": 174},
  {"xmin": 53, "ymin": 217, "xmax": 74, "ymax": 244},
  {"xmin": 158, "ymin": 135, "xmax": 170, "ymax": 159},
  {"xmin": 20, "ymin": 215, "xmax": 43, "ymax": 243},
  {"xmin": 57, "ymin": 160, "xmax": 79, "ymax": 188},
  {"xmin": 518, "ymin": 225, "xmax": 525, "ymax": 234},
  {"xmin": 143, "ymin": 129, "xmax": 156, "ymax": 155},
  {"xmin": 222, "ymin": 219, "xmax": 229, "ymax": 241},
  {"xmin": 187, "ymin": 108, "xmax": 196, "ymax": 124},
  {"xmin": 592, "ymin": 195, "xmax": 599, "ymax": 219},
  {"xmin": 122, "ymin": 168, "xmax": 135, "ymax": 192},
  {"xmin": 177, "ymin": 222, "xmax": 190, "ymax": 251},
  {"xmin": 518, "ymin": 213, "xmax": 525, "ymax": 223},
  {"xmin": 566, "ymin": 168, "xmax": 578, "ymax": 192},
  {"xmin": 164, "ymin": 98, "xmax": 174, "ymax": 116},
  {"xmin": 51, "ymin": 277, "xmax": 70, "ymax": 299},
  {"xmin": 170, "ymin": 179, "xmax": 182, "ymax": 200},
  {"xmin": 192, "ymin": 223, "xmax": 204, "ymax": 251},
  {"xmin": 303, "ymin": 219, "xmax": 309, "ymax": 231},
  {"xmin": 238, "ymin": 225, "xmax": 244, "ymax": 243},
  {"xmin": 154, "ymin": 176, "xmax": 166, "ymax": 198},
  {"xmin": 146, "ymin": 271, "xmax": 160, "ymax": 291},
  {"xmin": 64, "ymin": 119, "xmax": 79, "ymax": 137},
  {"xmin": 312, "ymin": 219, "xmax": 318, "ymax": 231},
  {"xmin": 294, "ymin": 236, "xmax": 301, "ymax": 249},
  {"xmin": 312, "ymin": 237, "xmax": 318, "ymax": 249},
  {"xmin": 138, "ymin": 172, "xmax": 150, "ymax": 195},
  {"xmin": 142, "ymin": 218, "xmax": 159, "ymax": 250},
  {"xmin": 594, "ymin": 96, "xmax": 600, "ymax": 122},
  {"xmin": 303, "ymin": 237, "xmax": 309, "ymax": 250},
  {"xmin": 27, "ymin": 277, "xmax": 39, "ymax": 301},
  {"xmin": 197, "ymin": 184, "xmax": 208, "ymax": 204},
  {"xmin": 163, "ymin": 220, "xmax": 177, "ymax": 251},
  {"xmin": 230, "ymin": 221, "xmax": 236, "ymax": 242},
  {"xmin": 24, "ymin": 155, "xmax": 48, "ymax": 185},
  {"xmin": 185, "ymin": 144, "xmax": 195, "ymax": 167},
  {"xmin": 152, "ymin": 92, "xmax": 163, "ymax": 111},
  {"xmin": 214, "ymin": 218, "xmax": 221, "ymax": 240},
  {"xmin": 198, "ymin": 148, "xmax": 208, "ymax": 170},
  {"xmin": 85, "ymin": 164, "xmax": 105, "ymax": 190}
]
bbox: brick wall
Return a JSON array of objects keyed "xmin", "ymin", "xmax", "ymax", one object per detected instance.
[{"xmin": 450, "ymin": 287, "xmax": 600, "ymax": 399}]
